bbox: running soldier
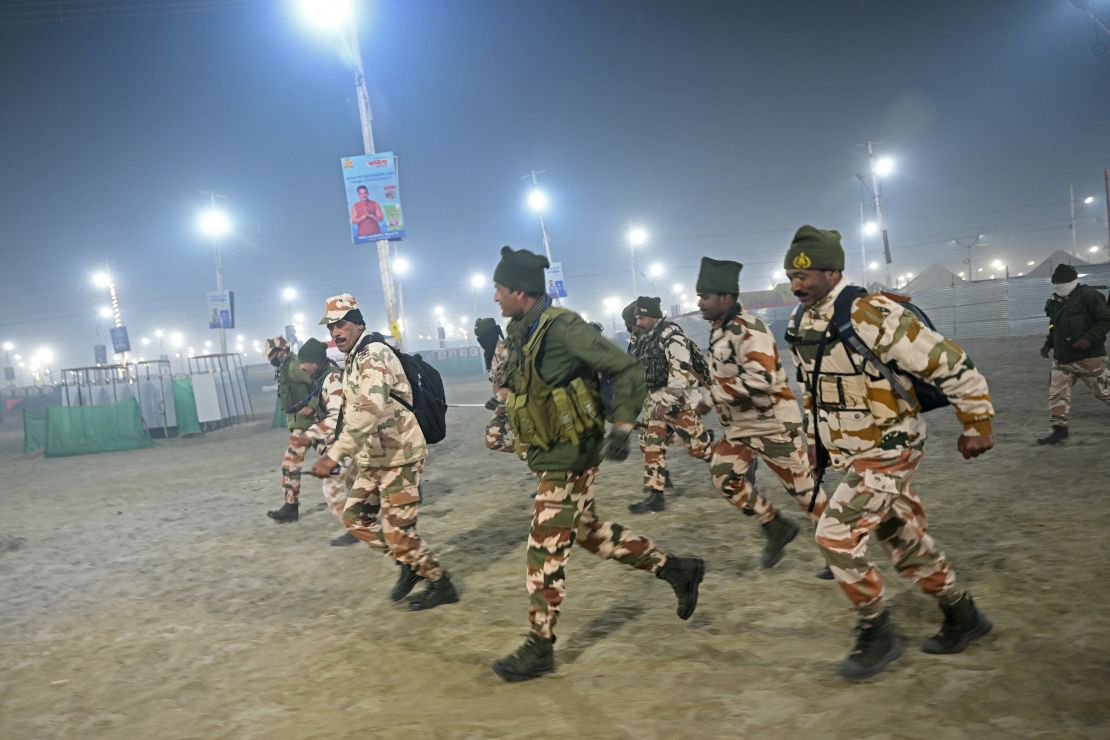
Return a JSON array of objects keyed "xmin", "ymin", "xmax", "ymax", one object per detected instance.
[
  {"xmin": 266, "ymin": 335, "xmax": 315, "ymax": 523},
  {"xmin": 783, "ymin": 225, "xmax": 994, "ymax": 680},
  {"xmin": 309, "ymin": 294, "xmax": 458, "ymax": 610},
  {"xmin": 626, "ymin": 296, "xmax": 714, "ymax": 513},
  {"xmin": 294, "ymin": 338, "xmax": 359, "ymax": 546},
  {"xmin": 475, "ymin": 317, "xmax": 516, "ymax": 453},
  {"xmin": 488, "ymin": 245, "xmax": 705, "ymax": 682},
  {"xmin": 694, "ymin": 257, "xmax": 830, "ymax": 577},
  {"xmin": 1036, "ymin": 263, "xmax": 1110, "ymax": 445}
]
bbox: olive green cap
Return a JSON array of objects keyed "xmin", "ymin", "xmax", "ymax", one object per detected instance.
[
  {"xmin": 784, "ymin": 225, "xmax": 845, "ymax": 271},
  {"xmin": 696, "ymin": 256, "xmax": 742, "ymax": 295},
  {"xmin": 493, "ymin": 245, "xmax": 549, "ymax": 294}
]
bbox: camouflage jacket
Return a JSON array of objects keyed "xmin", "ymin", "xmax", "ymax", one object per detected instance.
[
  {"xmin": 788, "ymin": 280, "xmax": 994, "ymax": 467},
  {"xmin": 325, "ymin": 329, "xmax": 426, "ymax": 468},
  {"xmin": 489, "ymin": 339, "xmax": 509, "ymax": 403},
  {"xmin": 638, "ymin": 320, "xmax": 706, "ymax": 409},
  {"xmin": 303, "ymin": 364, "xmax": 344, "ymax": 449},
  {"xmin": 708, "ymin": 308, "xmax": 803, "ymax": 438}
]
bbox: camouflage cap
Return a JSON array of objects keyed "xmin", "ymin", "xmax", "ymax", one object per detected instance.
[
  {"xmin": 265, "ymin": 336, "xmax": 288, "ymax": 356},
  {"xmin": 318, "ymin": 293, "xmax": 360, "ymax": 325},
  {"xmin": 634, "ymin": 295, "xmax": 663, "ymax": 319},
  {"xmin": 784, "ymin": 225, "xmax": 844, "ymax": 271}
]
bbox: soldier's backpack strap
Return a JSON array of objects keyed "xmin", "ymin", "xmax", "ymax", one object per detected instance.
[{"xmin": 830, "ymin": 286, "xmax": 917, "ymax": 407}]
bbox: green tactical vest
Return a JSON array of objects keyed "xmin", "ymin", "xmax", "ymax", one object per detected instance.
[
  {"xmin": 279, "ymin": 356, "xmax": 314, "ymax": 430},
  {"xmin": 505, "ymin": 307, "xmax": 606, "ymax": 450}
]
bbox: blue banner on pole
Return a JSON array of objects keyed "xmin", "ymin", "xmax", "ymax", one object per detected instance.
[
  {"xmin": 109, "ymin": 326, "xmax": 131, "ymax": 354},
  {"xmin": 206, "ymin": 290, "xmax": 235, "ymax": 329},
  {"xmin": 544, "ymin": 261, "xmax": 568, "ymax": 298},
  {"xmin": 341, "ymin": 152, "xmax": 405, "ymax": 244}
]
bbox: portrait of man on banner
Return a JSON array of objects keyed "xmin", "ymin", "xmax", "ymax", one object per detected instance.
[{"xmin": 340, "ymin": 152, "xmax": 407, "ymax": 244}]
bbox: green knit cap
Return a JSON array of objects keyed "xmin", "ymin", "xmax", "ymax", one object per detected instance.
[
  {"xmin": 696, "ymin": 257, "xmax": 742, "ymax": 295},
  {"xmin": 493, "ymin": 245, "xmax": 549, "ymax": 294},
  {"xmin": 784, "ymin": 225, "xmax": 844, "ymax": 271},
  {"xmin": 621, "ymin": 301, "xmax": 638, "ymax": 327},
  {"xmin": 634, "ymin": 295, "xmax": 663, "ymax": 319},
  {"xmin": 473, "ymin": 317, "xmax": 498, "ymax": 336},
  {"xmin": 297, "ymin": 338, "xmax": 328, "ymax": 364}
]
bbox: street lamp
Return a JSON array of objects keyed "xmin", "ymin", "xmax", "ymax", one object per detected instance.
[
  {"xmin": 856, "ymin": 141, "xmax": 895, "ymax": 287},
  {"xmin": 197, "ymin": 194, "xmax": 231, "ymax": 356},
  {"xmin": 91, "ymin": 265, "xmax": 126, "ymax": 362},
  {"xmin": 297, "ymin": 0, "xmax": 402, "ymax": 349},
  {"xmin": 282, "ymin": 286, "xmax": 297, "ymax": 324},
  {"xmin": 2, "ymin": 341, "xmax": 13, "ymax": 388},
  {"xmin": 627, "ymin": 225, "xmax": 648, "ymax": 294},
  {"xmin": 1070, "ymin": 186, "xmax": 1097, "ymax": 258},
  {"xmin": 523, "ymin": 171, "xmax": 555, "ymax": 279}
]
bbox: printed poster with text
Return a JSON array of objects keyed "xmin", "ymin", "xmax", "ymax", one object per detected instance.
[{"xmin": 341, "ymin": 152, "xmax": 406, "ymax": 244}]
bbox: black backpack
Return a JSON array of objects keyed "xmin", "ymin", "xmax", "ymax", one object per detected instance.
[
  {"xmin": 827, "ymin": 285, "xmax": 950, "ymax": 413},
  {"xmin": 354, "ymin": 333, "xmax": 449, "ymax": 444}
]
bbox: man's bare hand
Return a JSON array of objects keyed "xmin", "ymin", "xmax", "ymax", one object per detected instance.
[
  {"xmin": 298, "ymin": 406, "xmax": 314, "ymax": 418},
  {"xmin": 310, "ymin": 456, "xmax": 339, "ymax": 479},
  {"xmin": 957, "ymin": 433, "xmax": 993, "ymax": 460},
  {"xmin": 695, "ymin": 401, "xmax": 712, "ymax": 416}
]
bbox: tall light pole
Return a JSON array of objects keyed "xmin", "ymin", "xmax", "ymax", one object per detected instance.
[
  {"xmin": 299, "ymin": 0, "xmax": 402, "ymax": 349},
  {"xmin": 282, "ymin": 286, "xmax": 297, "ymax": 325},
  {"xmin": 1070, "ymin": 186, "xmax": 1096, "ymax": 259},
  {"xmin": 197, "ymin": 191, "xmax": 231, "ymax": 356},
  {"xmin": 524, "ymin": 170, "xmax": 554, "ymax": 265},
  {"xmin": 954, "ymin": 235, "xmax": 985, "ymax": 282},
  {"xmin": 856, "ymin": 142, "xmax": 895, "ymax": 287},
  {"xmin": 92, "ymin": 266, "xmax": 126, "ymax": 363},
  {"xmin": 627, "ymin": 224, "xmax": 648, "ymax": 295},
  {"xmin": 393, "ymin": 253, "xmax": 410, "ymax": 341},
  {"xmin": 2, "ymin": 341, "xmax": 14, "ymax": 388}
]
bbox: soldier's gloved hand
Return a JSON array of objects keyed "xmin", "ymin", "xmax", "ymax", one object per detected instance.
[
  {"xmin": 484, "ymin": 396, "xmax": 499, "ymax": 411},
  {"xmin": 603, "ymin": 426, "xmax": 633, "ymax": 461},
  {"xmin": 1039, "ymin": 342, "xmax": 1052, "ymax": 359},
  {"xmin": 1073, "ymin": 337, "xmax": 1091, "ymax": 351}
]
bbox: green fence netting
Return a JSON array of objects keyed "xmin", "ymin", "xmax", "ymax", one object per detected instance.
[
  {"xmin": 23, "ymin": 409, "xmax": 46, "ymax": 453},
  {"xmin": 43, "ymin": 397, "xmax": 155, "ymax": 458},
  {"xmin": 172, "ymin": 377, "xmax": 203, "ymax": 436}
]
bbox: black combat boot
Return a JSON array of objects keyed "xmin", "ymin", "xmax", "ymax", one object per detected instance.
[
  {"xmin": 838, "ymin": 610, "xmax": 905, "ymax": 679},
  {"xmin": 389, "ymin": 562, "xmax": 424, "ymax": 602},
  {"xmin": 815, "ymin": 565, "xmax": 834, "ymax": 580},
  {"xmin": 407, "ymin": 573, "xmax": 459, "ymax": 611},
  {"xmin": 329, "ymin": 531, "xmax": 358, "ymax": 547},
  {"xmin": 266, "ymin": 502, "xmax": 299, "ymax": 523},
  {"xmin": 663, "ymin": 469, "xmax": 674, "ymax": 489},
  {"xmin": 628, "ymin": 488, "xmax": 665, "ymax": 514},
  {"xmin": 491, "ymin": 633, "xmax": 555, "ymax": 682},
  {"xmin": 1036, "ymin": 425, "xmax": 1069, "ymax": 445},
  {"xmin": 921, "ymin": 594, "xmax": 993, "ymax": 654},
  {"xmin": 760, "ymin": 515, "xmax": 798, "ymax": 568},
  {"xmin": 655, "ymin": 555, "xmax": 706, "ymax": 620}
]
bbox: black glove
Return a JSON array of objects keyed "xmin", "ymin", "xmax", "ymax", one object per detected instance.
[
  {"xmin": 1073, "ymin": 337, "xmax": 1091, "ymax": 351},
  {"xmin": 484, "ymin": 396, "xmax": 499, "ymax": 411},
  {"xmin": 603, "ymin": 427, "xmax": 632, "ymax": 461}
]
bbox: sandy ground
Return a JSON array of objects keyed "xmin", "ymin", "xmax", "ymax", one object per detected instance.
[{"xmin": 1, "ymin": 334, "xmax": 1108, "ymax": 739}]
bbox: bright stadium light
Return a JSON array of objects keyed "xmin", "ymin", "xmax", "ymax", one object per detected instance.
[
  {"xmin": 873, "ymin": 157, "xmax": 895, "ymax": 177},
  {"xmin": 296, "ymin": 0, "xmax": 352, "ymax": 30},
  {"xmin": 282, "ymin": 287, "xmax": 297, "ymax": 301},
  {"xmin": 470, "ymin": 273, "xmax": 487, "ymax": 289},
  {"xmin": 628, "ymin": 226, "xmax": 648, "ymax": 247},
  {"xmin": 98, "ymin": 306, "xmax": 113, "ymax": 319},
  {"xmin": 1027, "ymin": 260, "xmax": 1036, "ymax": 266},
  {"xmin": 197, "ymin": 208, "xmax": 231, "ymax": 237},
  {"xmin": 648, "ymin": 262, "xmax": 664, "ymax": 278},
  {"xmin": 1084, "ymin": 196, "xmax": 1096, "ymax": 205},
  {"xmin": 91, "ymin": 271, "xmax": 111, "ymax": 288},
  {"xmin": 1091, "ymin": 245, "xmax": 1101, "ymax": 254},
  {"xmin": 393, "ymin": 256, "xmax": 411, "ymax": 275},
  {"xmin": 862, "ymin": 221, "xmax": 879, "ymax": 236},
  {"xmin": 527, "ymin": 188, "xmax": 549, "ymax": 213}
]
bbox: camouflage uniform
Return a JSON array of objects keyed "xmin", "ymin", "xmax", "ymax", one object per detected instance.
[
  {"xmin": 280, "ymin": 362, "xmax": 345, "ymax": 507},
  {"xmin": 502, "ymin": 299, "xmax": 682, "ymax": 640},
  {"xmin": 1047, "ymin": 357, "xmax": 1110, "ymax": 425},
  {"xmin": 273, "ymin": 346, "xmax": 315, "ymax": 507},
  {"xmin": 707, "ymin": 307, "xmax": 827, "ymax": 523},
  {"xmin": 323, "ymin": 328, "xmax": 445, "ymax": 582},
  {"xmin": 636, "ymin": 320, "xmax": 714, "ymax": 493},
  {"xmin": 787, "ymin": 280, "xmax": 994, "ymax": 618},
  {"xmin": 485, "ymin": 340, "xmax": 516, "ymax": 453}
]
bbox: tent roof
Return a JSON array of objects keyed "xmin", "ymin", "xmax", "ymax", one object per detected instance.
[{"xmin": 1027, "ymin": 250, "xmax": 1087, "ymax": 278}]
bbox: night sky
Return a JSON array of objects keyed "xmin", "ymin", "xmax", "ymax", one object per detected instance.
[{"xmin": 1, "ymin": 0, "xmax": 1108, "ymax": 373}]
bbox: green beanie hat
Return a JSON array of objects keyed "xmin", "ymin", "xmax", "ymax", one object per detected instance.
[
  {"xmin": 297, "ymin": 338, "xmax": 328, "ymax": 364},
  {"xmin": 784, "ymin": 225, "xmax": 845, "ymax": 271},
  {"xmin": 634, "ymin": 295, "xmax": 663, "ymax": 319},
  {"xmin": 493, "ymin": 245, "xmax": 549, "ymax": 294},
  {"xmin": 696, "ymin": 257, "xmax": 742, "ymax": 295},
  {"xmin": 474, "ymin": 317, "xmax": 498, "ymax": 336},
  {"xmin": 621, "ymin": 301, "xmax": 638, "ymax": 327}
]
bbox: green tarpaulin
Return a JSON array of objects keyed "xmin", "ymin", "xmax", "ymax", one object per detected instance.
[
  {"xmin": 172, "ymin": 377, "xmax": 202, "ymax": 436},
  {"xmin": 43, "ymin": 397, "xmax": 155, "ymax": 458},
  {"xmin": 23, "ymin": 409, "xmax": 46, "ymax": 453}
]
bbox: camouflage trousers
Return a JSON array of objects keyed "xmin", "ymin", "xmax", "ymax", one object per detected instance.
[
  {"xmin": 321, "ymin": 456, "xmax": 357, "ymax": 521},
  {"xmin": 343, "ymin": 459, "xmax": 445, "ymax": 581},
  {"xmin": 280, "ymin": 429, "xmax": 312, "ymax": 504},
  {"xmin": 1049, "ymin": 356, "xmax": 1110, "ymax": 426},
  {"xmin": 815, "ymin": 448, "xmax": 957, "ymax": 618},
  {"xmin": 710, "ymin": 432, "xmax": 827, "ymax": 525},
  {"xmin": 485, "ymin": 404, "xmax": 516, "ymax": 453},
  {"xmin": 527, "ymin": 466, "xmax": 668, "ymax": 639},
  {"xmin": 640, "ymin": 408, "xmax": 714, "ymax": 492}
]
